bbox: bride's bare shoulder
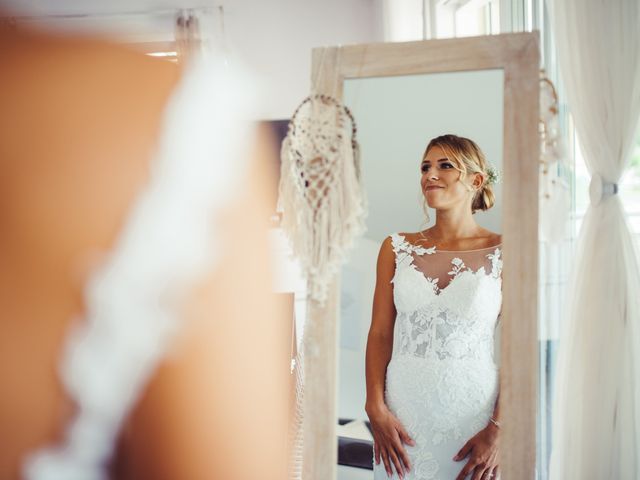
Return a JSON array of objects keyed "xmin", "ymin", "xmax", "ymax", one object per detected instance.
[{"xmin": 397, "ymin": 231, "xmax": 423, "ymax": 243}]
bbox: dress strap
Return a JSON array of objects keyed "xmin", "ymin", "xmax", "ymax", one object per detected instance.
[
  {"xmin": 389, "ymin": 233, "xmax": 408, "ymax": 255},
  {"xmin": 390, "ymin": 233, "xmax": 436, "ymax": 257},
  {"xmin": 486, "ymin": 248, "xmax": 503, "ymax": 279}
]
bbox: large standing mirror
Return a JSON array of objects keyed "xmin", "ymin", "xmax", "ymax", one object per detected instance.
[
  {"xmin": 301, "ymin": 33, "xmax": 540, "ymax": 480},
  {"xmin": 339, "ymin": 69, "xmax": 504, "ymax": 479}
]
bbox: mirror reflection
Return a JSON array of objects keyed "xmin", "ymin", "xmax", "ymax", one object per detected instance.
[{"xmin": 337, "ymin": 70, "xmax": 504, "ymax": 480}]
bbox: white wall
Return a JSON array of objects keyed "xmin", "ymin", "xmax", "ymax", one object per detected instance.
[{"xmin": 221, "ymin": 0, "xmax": 384, "ymax": 119}]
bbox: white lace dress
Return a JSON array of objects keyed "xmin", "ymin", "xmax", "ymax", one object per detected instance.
[{"xmin": 373, "ymin": 233, "xmax": 502, "ymax": 480}]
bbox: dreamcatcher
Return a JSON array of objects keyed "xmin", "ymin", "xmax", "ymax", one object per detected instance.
[{"xmin": 278, "ymin": 93, "xmax": 366, "ymax": 305}]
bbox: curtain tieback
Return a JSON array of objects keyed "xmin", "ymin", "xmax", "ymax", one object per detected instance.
[{"xmin": 589, "ymin": 173, "xmax": 618, "ymax": 205}]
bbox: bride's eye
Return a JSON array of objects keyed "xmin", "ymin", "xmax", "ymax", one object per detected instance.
[
  {"xmin": 440, "ymin": 162, "xmax": 454, "ymax": 169},
  {"xmin": 420, "ymin": 163, "xmax": 430, "ymax": 173}
]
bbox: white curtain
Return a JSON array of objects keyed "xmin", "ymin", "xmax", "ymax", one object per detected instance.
[{"xmin": 549, "ymin": 1, "xmax": 640, "ymax": 478}]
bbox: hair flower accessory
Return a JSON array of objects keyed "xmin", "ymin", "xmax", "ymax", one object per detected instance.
[{"xmin": 485, "ymin": 165, "xmax": 501, "ymax": 186}]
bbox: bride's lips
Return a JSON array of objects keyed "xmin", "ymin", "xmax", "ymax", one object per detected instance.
[{"xmin": 425, "ymin": 185, "xmax": 444, "ymax": 191}]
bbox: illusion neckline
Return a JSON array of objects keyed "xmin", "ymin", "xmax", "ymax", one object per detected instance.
[{"xmin": 397, "ymin": 233, "xmax": 502, "ymax": 253}]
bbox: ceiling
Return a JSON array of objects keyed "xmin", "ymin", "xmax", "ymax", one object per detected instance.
[
  {"xmin": 1, "ymin": 0, "xmax": 217, "ymax": 42},
  {"xmin": 2, "ymin": 0, "xmax": 210, "ymax": 16}
]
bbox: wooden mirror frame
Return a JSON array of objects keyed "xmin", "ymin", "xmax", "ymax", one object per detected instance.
[{"xmin": 303, "ymin": 32, "xmax": 540, "ymax": 480}]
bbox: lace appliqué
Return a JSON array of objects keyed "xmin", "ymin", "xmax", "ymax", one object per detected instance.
[
  {"xmin": 391, "ymin": 233, "xmax": 436, "ymax": 262},
  {"xmin": 487, "ymin": 248, "xmax": 503, "ymax": 279}
]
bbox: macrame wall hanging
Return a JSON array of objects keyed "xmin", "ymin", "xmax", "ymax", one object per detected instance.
[
  {"xmin": 539, "ymin": 70, "xmax": 570, "ymax": 243},
  {"xmin": 278, "ymin": 92, "xmax": 366, "ymax": 480},
  {"xmin": 278, "ymin": 93, "xmax": 366, "ymax": 305}
]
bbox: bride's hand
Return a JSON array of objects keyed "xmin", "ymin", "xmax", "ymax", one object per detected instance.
[
  {"xmin": 366, "ymin": 403, "xmax": 415, "ymax": 479},
  {"xmin": 453, "ymin": 423, "xmax": 500, "ymax": 480}
]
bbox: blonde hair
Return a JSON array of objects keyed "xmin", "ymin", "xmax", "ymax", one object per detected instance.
[{"xmin": 423, "ymin": 134, "xmax": 495, "ymax": 213}]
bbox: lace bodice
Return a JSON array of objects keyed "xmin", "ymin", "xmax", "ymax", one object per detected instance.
[{"xmin": 390, "ymin": 233, "xmax": 502, "ymax": 362}]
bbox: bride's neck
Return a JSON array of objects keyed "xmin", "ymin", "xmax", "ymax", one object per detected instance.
[{"xmin": 431, "ymin": 209, "xmax": 480, "ymax": 240}]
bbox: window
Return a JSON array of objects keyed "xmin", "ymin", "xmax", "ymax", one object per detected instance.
[{"xmin": 621, "ymin": 132, "xmax": 640, "ymax": 245}]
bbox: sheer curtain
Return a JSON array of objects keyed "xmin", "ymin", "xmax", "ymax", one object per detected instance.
[{"xmin": 549, "ymin": 1, "xmax": 640, "ymax": 478}]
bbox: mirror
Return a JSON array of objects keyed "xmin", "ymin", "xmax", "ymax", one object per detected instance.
[
  {"xmin": 295, "ymin": 33, "xmax": 539, "ymax": 480},
  {"xmin": 337, "ymin": 69, "xmax": 504, "ymax": 480},
  {"xmin": 339, "ymin": 68, "xmax": 504, "ymax": 410}
]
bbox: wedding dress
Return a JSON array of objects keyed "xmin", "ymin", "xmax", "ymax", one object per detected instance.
[
  {"xmin": 22, "ymin": 56, "xmax": 257, "ymax": 480},
  {"xmin": 373, "ymin": 233, "xmax": 502, "ymax": 480}
]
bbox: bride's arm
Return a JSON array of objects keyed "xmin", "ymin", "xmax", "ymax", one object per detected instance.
[
  {"xmin": 365, "ymin": 237, "xmax": 396, "ymax": 416},
  {"xmin": 453, "ymin": 388, "xmax": 501, "ymax": 480},
  {"xmin": 491, "ymin": 391, "xmax": 501, "ymax": 426},
  {"xmin": 365, "ymin": 238, "xmax": 415, "ymax": 478}
]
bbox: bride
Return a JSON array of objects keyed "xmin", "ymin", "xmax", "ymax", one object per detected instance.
[{"xmin": 366, "ymin": 134, "xmax": 503, "ymax": 480}]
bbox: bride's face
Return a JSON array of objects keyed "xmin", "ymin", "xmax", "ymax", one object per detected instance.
[{"xmin": 420, "ymin": 145, "xmax": 480, "ymax": 211}]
